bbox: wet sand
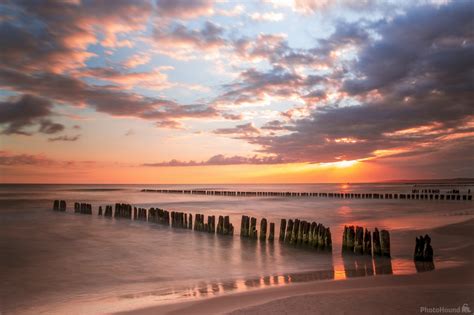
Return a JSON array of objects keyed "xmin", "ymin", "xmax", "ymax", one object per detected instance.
[{"xmin": 116, "ymin": 219, "xmax": 474, "ymax": 315}]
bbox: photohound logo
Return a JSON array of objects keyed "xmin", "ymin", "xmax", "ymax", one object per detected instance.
[{"xmin": 420, "ymin": 303, "xmax": 472, "ymax": 314}]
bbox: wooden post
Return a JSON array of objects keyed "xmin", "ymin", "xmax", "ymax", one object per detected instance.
[
  {"xmin": 311, "ymin": 223, "xmax": 319, "ymax": 248},
  {"xmin": 285, "ymin": 219, "xmax": 293, "ymax": 243},
  {"xmin": 317, "ymin": 224, "xmax": 325, "ymax": 250},
  {"xmin": 260, "ymin": 218, "xmax": 267, "ymax": 241},
  {"xmin": 250, "ymin": 217, "xmax": 257, "ymax": 239},
  {"xmin": 279, "ymin": 219, "xmax": 286, "ymax": 242},
  {"xmin": 342, "ymin": 226, "xmax": 348, "ymax": 251},
  {"xmin": 297, "ymin": 221, "xmax": 305, "ymax": 244},
  {"xmin": 217, "ymin": 215, "xmax": 223, "ymax": 234},
  {"xmin": 53, "ymin": 200, "xmax": 59, "ymax": 211},
  {"xmin": 354, "ymin": 226, "xmax": 364, "ymax": 254},
  {"xmin": 290, "ymin": 219, "xmax": 300, "ymax": 244},
  {"xmin": 98, "ymin": 206, "xmax": 103, "ymax": 216},
  {"xmin": 269, "ymin": 222, "xmax": 275, "ymax": 241},
  {"xmin": 188, "ymin": 213, "xmax": 193, "ymax": 229},
  {"xmin": 59, "ymin": 200, "xmax": 66, "ymax": 211},
  {"xmin": 347, "ymin": 226, "xmax": 355, "ymax": 251},
  {"xmin": 372, "ymin": 228, "xmax": 382, "ymax": 256},
  {"xmin": 224, "ymin": 216, "xmax": 230, "ymax": 235},
  {"xmin": 325, "ymin": 227, "xmax": 332, "ymax": 250},
  {"xmin": 363, "ymin": 229, "xmax": 372, "ymax": 255},
  {"xmin": 380, "ymin": 229, "xmax": 391, "ymax": 257},
  {"xmin": 303, "ymin": 221, "xmax": 310, "ymax": 244},
  {"xmin": 309, "ymin": 222, "xmax": 316, "ymax": 245}
]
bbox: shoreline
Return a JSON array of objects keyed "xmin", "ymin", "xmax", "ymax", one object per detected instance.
[{"xmin": 115, "ymin": 218, "xmax": 474, "ymax": 315}]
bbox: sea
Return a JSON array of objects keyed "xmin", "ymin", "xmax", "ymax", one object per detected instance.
[{"xmin": 1, "ymin": 183, "xmax": 473, "ymax": 314}]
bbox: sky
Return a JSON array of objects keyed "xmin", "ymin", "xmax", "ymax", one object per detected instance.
[{"xmin": 0, "ymin": 0, "xmax": 472, "ymax": 184}]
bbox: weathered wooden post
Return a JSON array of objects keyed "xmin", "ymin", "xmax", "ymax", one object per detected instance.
[
  {"xmin": 290, "ymin": 219, "xmax": 300, "ymax": 244},
  {"xmin": 325, "ymin": 227, "xmax": 332, "ymax": 250},
  {"xmin": 216, "ymin": 215, "xmax": 223, "ymax": 234},
  {"xmin": 342, "ymin": 226, "xmax": 348, "ymax": 251},
  {"xmin": 260, "ymin": 218, "xmax": 267, "ymax": 241},
  {"xmin": 188, "ymin": 213, "xmax": 193, "ymax": 229},
  {"xmin": 372, "ymin": 228, "xmax": 382, "ymax": 256},
  {"xmin": 59, "ymin": 200, "xmax": 66, "ymax": 211},
  {"xmin": 297, "ymin": 220, "xmax": 305, "ymax": 244},
  {"xmin": 354, "ymin": 226, "xmax": 364, "ymax": 254},
  {"xmin": 250, "ymin": 217, "xmax": 257, "ymax": 239},
  {"xmin": 269, "ymin": 222, "xmax": 275, "ymax": 241},
  {"xmin": 317, "ymin": 224, "xmax": 325, "ymax": 250},
  {"xmin": 285, "ymin": 219, "xmax": 293, "ymax": 243},
  {"xmin": 98, "ymin": 206, "xmax": 103, "ymax": 216},
  {"xmin": 229, "ymin": 223, "xmax": 234, "ymax": 235},
  {"xmin": 53, "ymin": 200, "xmax": 59, "ymax": 211},
  {"xmin": 348, "ymin": 226, "xmax": 355, "ymax": 251},
  {"xmin": 241, "ymin": 215, "xmax": 249, "ymax": 237},
  {"xmin": 311, "ymin": 223, "xmax": 319, "ymax": 248},
  {"xmin": 74, "ymin": 202, "xmax": 80, "ymax": 213},
  {"xmin": 224, "ymin": 216, "xmax": 230, "ymax": 235},
  {"xmin": 303, "ymin": 221, "xmax": 310, "ymax": 244},
  {"xmin": 380, "ymin": 229, "xmax": 391, "ymax": 257},
  {"xmin": 279, "ymin": 219, "xmax": 286, "ymax": 242},
  {"xmin": 363, "ymin": 229, "xmax": 371, "ymax": 255}
]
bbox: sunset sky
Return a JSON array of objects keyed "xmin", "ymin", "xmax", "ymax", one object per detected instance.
[{"xmin": 0, "ymin": 0, "xmax": 472, "ymax": 183}]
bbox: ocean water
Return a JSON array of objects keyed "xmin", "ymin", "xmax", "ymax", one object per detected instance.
[{"xmin": 0, "ymin": 183, "xmax": 473, "ymax": 314}]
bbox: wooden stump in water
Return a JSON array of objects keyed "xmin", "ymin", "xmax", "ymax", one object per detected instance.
[
  {"xmin": 354, "ymin": 226, "xmax": 364, "ymax": 254},
  {"xmin": 325, "ymin": 227, "xmax": 332, "ymax": 250},
  {"xmin": 189, "ymin": 213, "xmax": 193, "ymax": 229},
  {"xmin": 279, "ymin": 219, "xmax": 286, "ymax": 242},
  {"xmin": 269, "ymin": 222, "xmax": 275, "ymax": 241},
  {"xmin": 98, "ymin": 206, "xmax": 103, "ymax": 216},
  {"xmin": 311, "ymin": 223, "xmax": 319, "ymax": 248},
  {"xmin": 342, "ymin": 226, "xmax": 348, "ymax": 251},
  {"xmin": 260, "ymin": 218, "xmax": 267, "ymax": 241},
  {"xmin": 217, "ymin": 216, "xmax": 223, "ymax": 234},
  {"xmin": 241, "ymin": 215, "xmax": 249, "ymax": 237},
  {"xmin": 303, "ymin": 221, "xmax": 310, "ymax": 244},
  {"xmin": 290, "ymin": 219, "xmax": 300, "ymax": 245},
  {"xmin": 380, "ymin": 229, "xmax": 391, "ymax": 257},
  {"xmin": 372, "ymin": 228, "xmax": 382, "ymax": 256},
  {"xmin": 59, "ymin": 200, "xmax": 66, "ymax": 211},
  {"xmin": 250, "ymin": 217, "xmax": 257, "ymax": 239},
  {"xmin": 347, "ymin": 226, "xmax": 355, "ymax": 251},
  {"xmin": 363, "ymin": 229, "xmax": 372, "ymax": 255},
  {"xmin": 317, "ymin": 224, "xmax": 325, "ymax": 250},
  {"xmin": 53, "ymin": 200, "xmax": 59, "ymax": 211},
  {"xmin": 285, "ymin": 219, "xmax": 293, "ymax": 243},
  {"xmin": 224, "ymin": 216, "xmax": 230, "ymax": 235}
]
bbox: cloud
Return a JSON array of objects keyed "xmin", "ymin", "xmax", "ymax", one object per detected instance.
[
  {"xmin": 0, "ymin": 68, "xmax": 225, "ymax": 126},
  {"xmin": 1, "ymin": 0, "xmax": 152, "ymax": 73},
  {"xmin": 48, "ymin": 135, "xmax": 81, "ymax": 142},
  {"xmin": 242, "ymin": 1, "xmax": 473, "ymax": 167},
  {"xmin": 0, "ymin": 151, "xmax": 57, "ymax": 166},
  {"xmin": 155, "ymin": 0, "xmax": 214, "ymax": 19},
  {"xmin": 123, "ymin": 53, "xmax": 152, "ymax": 68},
  {"xmin": 152, "ymin": 21, "xmax": 227, "ymax": 59},
  {"xmin": 142, "ymin": 154, "xmax": 286, "ymax": 167},
  {"xmin": 38, "ymin": 120, "xmax": 65, "ymax": 134},
  {"xmin": 0, "ymin": 94, "xmax": 61, "ymax": 135},
  {"xmin": 78, "ymin": 67, "xmax": 172, "ymax": 90},
  {"xmin": 213, "ymin": 123, "xmax": 260, "ymax": 136}
]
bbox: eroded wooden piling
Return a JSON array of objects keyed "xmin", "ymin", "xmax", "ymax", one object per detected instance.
[
  {"xmin": 260, "ymin": 218, "xmax": 267, "ymax": 241},
  {"xmin": 269, "ymin": 222, "xmax": 275, "ymax": 241},
  {"xmin": 372, "ymin": 228, "xmax": 382, "ymax": 256},
  {"xmin": 279, "ymin": 219, "xmax": 286, "ymax": 242},
  {"xmin": 380, "ymin": 229, "xmax": 391, "ymax": 257}
]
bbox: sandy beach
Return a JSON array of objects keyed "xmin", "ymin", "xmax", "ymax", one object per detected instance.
[{"xmin": 117, "ymin": 218, "xmax": 474, "ymax": 315}]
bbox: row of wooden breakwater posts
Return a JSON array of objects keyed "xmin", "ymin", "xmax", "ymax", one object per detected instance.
[
  {"xmin": 142, "ymin": 189, "xmax": 472, "ymax": 201},
  {"xmin": 52, "ymin": 200, "xmax": 336, "ymax": 250},
  {"xmin": 53, "ymin": 200, "xmax": 436, "ymax": 264}
]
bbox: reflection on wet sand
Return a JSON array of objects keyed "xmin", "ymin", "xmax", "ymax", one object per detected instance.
[
  {"xmin": 342, "ymin": 254, "xmax": 393, "ymax": 278},
  {"xmin": 415, "ymin": 260, "xmax": 435, "ymax": 272}
]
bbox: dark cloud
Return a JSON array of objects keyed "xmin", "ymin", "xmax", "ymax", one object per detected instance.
[
  {"xmin": 213, "ymin": 123, "xmax": 260, "ymax": 136},
  {"xmin": 38, "ymin": 120, "xmax": 65, "ymax": 134},
  {"xmin": 0, "ymin": 94, "xmax": 58, "ymax": 135},
  {"xmin": 0, "ymin": 68, "xmax": 224, "ymax": 125},
  {"xmin": 142, "ymin": 154, "xmax": 286, "ymax": 167},
  {"xmin": 1, "ymin": 0, "xmax": 152, "ymax": 72},
  {"xmin": 156, "ymin": 0, "xmax": 213, "ymax": 19},
  {"xmin": 154, "ymin": 21, "xmax": 226, "ymax": 50},
  {"xmin": 48, "ymin": 135, "xmax": 80, "ymax": 142},
  {"xmin": 240, "ymin": 1, "xmax": 473, "ymax": 169}
]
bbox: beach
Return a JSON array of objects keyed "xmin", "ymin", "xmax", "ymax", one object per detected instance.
[
  {"xmin": 0, "ymin": 184, "xmax": 473, "ymax": 314},
  {"xmin": 118, "ymin": 219, "xmax": 474, "ymax": 315}
]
